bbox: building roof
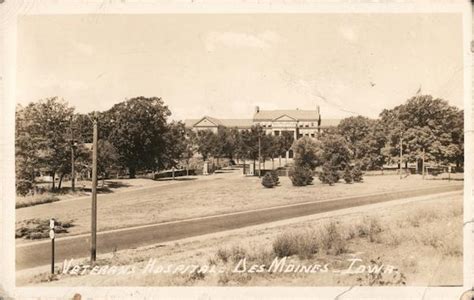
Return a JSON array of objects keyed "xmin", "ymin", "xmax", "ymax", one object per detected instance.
[
  {"xmin": 184, "ymin": 113, "xmax": 341, "ymax": 129},
  {"xmin": 219, "ymin": 119, "xmax": 253, "ymax": 128},
  {"xmin": 184, "ymin": 119, "xmax": 200, "ymax": 128},
  {"xmin": 320, "ymin": 119, "xmax": 341, "ymax": 127},
  {"xmin": 253, "ymin": 109, "xmax": 320, "ymax": 121},
  {"xmin": 184, "ymin": 116, "xmax": 253, "ymax": 129}
]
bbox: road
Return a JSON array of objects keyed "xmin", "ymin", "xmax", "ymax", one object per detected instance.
[{"xmin": 16, "ymin": 184, "xmax": 461, "ymax": 270}]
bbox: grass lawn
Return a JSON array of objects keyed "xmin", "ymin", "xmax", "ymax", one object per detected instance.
[
  {"xmin": 19, "ymin": 191, "xmax": 462, "ymax": 286},
  {"xmin": 16, "ymin": 170, "xmax": 462, "ymax": 239}
]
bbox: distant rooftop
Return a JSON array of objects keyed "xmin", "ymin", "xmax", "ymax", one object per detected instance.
[
  {"xmin": 253, "ymin": 109, "xmax": 320, "ymax": 121},
  {"xmin": 184, "ymin": 116, "xmax": 253, "ymax": 129}
]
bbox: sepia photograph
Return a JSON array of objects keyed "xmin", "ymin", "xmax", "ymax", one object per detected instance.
[{"xmin": 1, "ymin": 1, "xmax": 473, "ymax": 299}]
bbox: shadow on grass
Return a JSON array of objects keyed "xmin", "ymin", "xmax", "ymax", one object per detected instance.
[
  {"xmin": 425, "ymin": 178, "xmax": 464, "ymax": 181},
  {"xmin": 156, "ymin": 177, "xmax": 198, "ymax": 182},
  {"xmin": 214, "ymin": 170, "xmax": 236, "ymax": 174},
  {"xmin": 106, "ymin": 181, "xmax": 132, "ymax": 189}
]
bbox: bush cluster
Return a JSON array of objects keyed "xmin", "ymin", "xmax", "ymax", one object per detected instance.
[
  {"xmin": 288, "ymin": 166, "xmax": 313, "ymax": 186},
  {"xmin": 272, "ymin": 221, "xmax": 348, "ymax": 259},
  {"xmin": 15, "ymin": 218, "xmax": 74, "ymax": 239},
  {"xmin": 261, "ymin": 171, "xmax": 280, "ymax": 188},
  {"xmin": 352, "ymin": 165, "xmax": 364, "ymax": 182},
  {"xmin": 343, "ymin": 166, "xmax": 353, "ymax": 183},
  {"xmin": 16, "ymin": 179, "xmax": 34, "ymax": 196},
  {"xmin": 318, "ymin": 162, "xmax": 340, "ymax": 185},
  {"xmin": 341, "ymin": 164, "xmax": 365, "ymax": 184}
]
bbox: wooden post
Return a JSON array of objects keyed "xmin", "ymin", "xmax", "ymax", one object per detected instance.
[
  {"xmin": 49, "ymin": 218, "xmax": 55, "ymax": 274},
  {"xmin": 91, "ymin": 118, "xmax": 98, "ymax": 264}
]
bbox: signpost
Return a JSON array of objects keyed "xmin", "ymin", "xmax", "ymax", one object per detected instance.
[{"xmin": 49, "ymin": 218, "xmax": 55, "ymax": 274}]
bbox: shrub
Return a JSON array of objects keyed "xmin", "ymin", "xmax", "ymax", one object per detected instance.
[
  {"xmin": 352, "ymin": 164, "xmax": 364, "ymax": 182},
  {"xmin": 273, "ymin": 232, "xmax": 298, "ymax": 257},
  {"xmin": 319, "ymin": 221, "xmax": 347, "ymax": 255},
  {"xmin": 15, "ymin": 218, "xmax": 74, "ymax": 239},
  {"xmin": 343, "ymin": 166, "xmax": 353, "ymax": 184},
  {"xmin": 230, "ymin": 245, "xmax": 247, "ymax": 263},
  {"xmin": 261, "ymin": 173, "xmax": 275, "ymax": 188},
  {"xmin": 16, "ymin": 179, "xmax": 33, "ymax": 196},
  {"xmin": 319, "ymin": 162, "xmax": 340, "ymax": 185},
  {"xmin": 288, "ymin": 166, "xmax": 313, "ymax": 186},
  {"xmin": 270, "ymin": 170, "xmax": 280, "ymax": 186},
  {"xmin": 216, "ymin": 248, "xmax": 230, "ymax": 263},
  {"xmin": 16, "ymin": 195, "xmax": 60, "ymax": 209},
  {"xmin": 295, "ymin": 231, "xmax": 319, "ymax": 259},
  {"xmin": 368, "ymin": 218, "xmax": 383, "ymax": 243}
]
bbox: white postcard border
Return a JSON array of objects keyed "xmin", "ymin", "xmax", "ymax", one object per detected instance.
[{"xmin": 1, "ymin": 1, "xmax": 472, "ymax": 299}]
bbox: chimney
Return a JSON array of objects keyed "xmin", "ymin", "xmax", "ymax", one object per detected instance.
[{"xmin": 255, "ymin": 106, "xmax": 260, "ymax": 113}]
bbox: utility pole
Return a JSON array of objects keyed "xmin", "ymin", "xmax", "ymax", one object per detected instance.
[
  {"xmin": 91, "ymin": 117, "xmax": 98, "ymax": 264},
  {"xmin": 70, "ymin": 116, "xmax": 75, "ymax": 192},
  {"xmin": 258, "ymin": 134, "xmax": 262, "ymax": 178},
  {"xmin": 399, "ymin": 133, "xmax": 403, "ymax": 180}
]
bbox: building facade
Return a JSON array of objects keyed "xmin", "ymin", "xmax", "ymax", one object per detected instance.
[{"xmin": 184, "ymin": 106, "xmax": 340, "ymax": 139}]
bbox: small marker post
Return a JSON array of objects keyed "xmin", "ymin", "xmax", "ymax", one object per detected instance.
[{"xmin": 49, "ymin": 218, "xmax": 55, "ymax": 274}]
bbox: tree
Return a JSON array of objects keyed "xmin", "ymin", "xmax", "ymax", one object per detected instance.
[
  {"xmin": 337, "ymin": 117, "xmax": 386, "ymax": 170},
  {"xmin": 237, "ymin": 125, "xmax": 265, "ymax": 169},
  {"xmin": 279, "ymin": 131, "xmax": 294, "ymax": 164},
  {"xmin": 263, "ymin": 134, "xmax": 281, "ymax": 169},
  {"xmin": 216, "ymin": 126, "xmax": 240, "ymax": 161},
  {"xmin": 320, "ymin": 134, "xmax": 352, "ymax": 170},
  {"xmin": 319, "ymin": 162, "xmax": 340, "ymax": 185},
  {"xmin": 337, "ymin": 116, "xmax": 371, "ymax": 159},
  {"xmin": 343, "ymin": 166, "xmax": 353, "ymax": 184},
  {"xmin": 288, "ymin": 165, "xmax": 313, "ymax": 186},
  {"xmin": 261, "ymin": 173, "xmax": 275, "ymax": 188},
  {"xmin": 380, "ymin": 95, "xmax": 463, "ymax": 169},
  {"xmin": 182, "ymin": 129, "xmax": 197, "ymax": 175},
  {"xmin": 196, "ymin": 130, "xmax": 219, "ymax": 161},
  {"xmin": 160, "ymin": 121, "xmax": 188, "ymax": 170},
  {"xmin": 15, "ymin": 97, "xmax": 76, "ymax": 191},
  {"xmin": 97, "ymin": 140, "xmax": 120, "ymax": 180},
  {"xmin": 292, "ymin": 136, "xmax": 323, "ymax": 170},
  {"xmin": 270, "ymin": 170, "xmax": 280, "ymax": 185},
  {"xmin": 288, "ymin": 136, "xmax": 322, "ymax": 186},
  {"xmin": 15, "ymin": 105, "xmax": 39, "ymax": 195},
  {"xmin": 352, "ymin": 164, "xmax": 364, "ymax": 182},
  {"xmin": 105, "ymin": 97, "xmax": 171, "ymax": 178}
]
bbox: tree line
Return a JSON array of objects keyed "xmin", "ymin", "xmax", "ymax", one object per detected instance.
[{"xmin": 15, "ymin": 94, "xmax": 463, "ymax": 195}]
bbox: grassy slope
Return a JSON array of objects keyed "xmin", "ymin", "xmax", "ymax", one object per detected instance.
[
  {"xmin": 20, "ymin": 191, "xmax": 462, "ymax": 286},
  {"xmin": 16, "ymin": 171, "xmax": 462, "ymax": 238}
]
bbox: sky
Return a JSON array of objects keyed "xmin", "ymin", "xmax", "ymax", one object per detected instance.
[{"xmin": 16, "ymin": 13, "xmax": 464, "ymax": 120}]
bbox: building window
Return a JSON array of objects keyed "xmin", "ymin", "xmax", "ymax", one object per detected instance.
[
  {"xmin": 311, "ymin": 133, "xmax": 315, "ymax": 138},
  {"xmin": 274, "ymin": 130, "xmax": 280, "ymax": 136},
  {"xmin": 305, "ymin": 124, "xmax": 309, "ymax": 128}
]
